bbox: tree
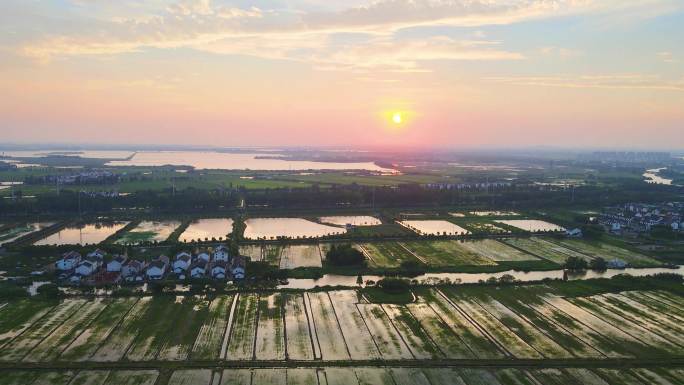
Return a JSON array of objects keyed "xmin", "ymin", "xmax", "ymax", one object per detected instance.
[
  {"xmin": 564, "ymin": 256, "xmax": 588, "ymax": 271},
  {"xmin": 326, "ymin": 244, "xmax": 365, "ymax": 266},
  {"xmin": 589, "ymin": 257, "xmax": 607, "ymax": 272},
  {"xmin": 377, "ymin": 278, "xmax": 410, "ymax": 293}
]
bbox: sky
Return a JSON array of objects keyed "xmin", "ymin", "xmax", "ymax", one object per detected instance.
[{"xmin": 1, "ymin": 0, "xmax": 683, "ymax": 149}]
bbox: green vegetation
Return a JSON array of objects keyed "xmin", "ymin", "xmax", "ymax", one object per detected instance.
[{"xmin": 326, "ymin": 244, "xmax": 365, "ymax": 266}]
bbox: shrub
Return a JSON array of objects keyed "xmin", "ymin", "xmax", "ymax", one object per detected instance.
[
  {"xmin": 377, "ymin": 278, "xmax": 410, "ymax": 294},
  {"xmin": 564, "ymin": 256, "xmax": 588, "ymax": 271}
]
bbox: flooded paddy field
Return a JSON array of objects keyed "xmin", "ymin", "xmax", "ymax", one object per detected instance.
[
  {"xmin": 179, "ymin": 218, "xmax": 234, "ymax": 242},
  {"xmin": 4, "ymin": 367, "xmax": 683, "ymax": 385},
  {"xmin": 34, "ymin": 222, "xmax": 128, "ymax": 246},
  {"xmin": 115, "ymin": 220, "xmax": 181, "ymax": 244},
  {"xmin": 0, "ymin": 286, "xmax": 682, "ymax": 367},
  {"xmin": 0, "ymin": 222, "xmax": 54, "ymax": 246},
  {"xmin": 495, "ymin": 219, "xmax": 565, "ymax": 232},
  {"xmin": 398, "ymin": 220, "xmax": 470, "ymax": 236},
  {"xmin": 243, "ymin": 218, "xmax": 346, "ymax": 240},
  {"xmin": 318, "ymin": 215, "xmax": 382, "ymax": 226}
]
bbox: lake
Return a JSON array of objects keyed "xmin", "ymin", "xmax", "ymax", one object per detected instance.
[
  {"xmin": 243, "ymin": 218, "xmax": 346, "ymax": 240},
  {"xmin": 643, "ymin": 168, "xmax": 673, "ymax": 185},
  {"xmin": 179, "ymin": 218, "xmax": 234, "ymax": 242},
  {"xmin": 34, "ymin": 222, "xmax": 128, "ymax": 245},
  {"xmin": 106, "ymin": 151, "xmax": 392, "ymax": 171}
]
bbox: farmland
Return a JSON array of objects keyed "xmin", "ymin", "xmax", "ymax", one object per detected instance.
[
  {"xmin": 0, "ymin": 277, "xmax": 681, "ymax": 383},
  {"xmin": 0, "ymin": 367, "xmax": 683, "ymax": 385}
]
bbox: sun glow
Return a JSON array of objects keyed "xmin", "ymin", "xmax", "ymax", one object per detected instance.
[{"xmin": 392, "ymin": 112, "xmax": 403, "ymax": 124}]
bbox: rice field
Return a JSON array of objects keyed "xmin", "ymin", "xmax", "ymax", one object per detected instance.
[
  {"xmin": 254, "ymin": 293, "xmax": 286, "ymax": 360},
  {"xmin": 495, "ymin": 219, "xmax": 565, "ymax": 232},
  {"xmin": 456, "ymin": 239, "xmax": 539, "ymax": 262},
  {"xmin": 279, "ymin": 245, "xmax": 322, "ymax": 269},
  {"xmin": 357, "ymin": 242, "xmax": 421, "ymax": 268},
  {"xmin": 179, "ymin": 218, "xmax": 234, "ymax": 242},
  {"xmin": 34, "ymin": 221, "xmax": 128, "ymax": 246},
  {"xmin": 0, "ymin": 286, "xmax": 680, "ymax": 382},
  {"xmin": 398, "ymin": 220, "xmax": 470, "ymax": 236},
  {"xmin": 115, "ymin": 220, "xmax": 181, "ymax": 244},
  {"xmin": 503, "ymin": 237, "xmax": 594, "ymax": 264},
  {"xmin": 319, "ymin": 216, "xmax": 382, "ymax": 226},
  {"xmin": 401, "ymin": 240, "xmax": 498, "ymax": 266},
  {"xmin": 243, "ymin": 218, "xmax": 346, "ymax": 240},
  {"xmin": 551, "ymin": 239, "xmax": 660, "ymax": 267}
]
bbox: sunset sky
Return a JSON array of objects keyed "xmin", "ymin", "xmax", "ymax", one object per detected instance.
[{"xmin": 1, "ymin": 0, "xmax": 683, "ymax": 149}]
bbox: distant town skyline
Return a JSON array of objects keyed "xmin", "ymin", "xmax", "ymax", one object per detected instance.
[{"xmin": 1, "ymin": 0, "xmax": 683, "ymax": 148}]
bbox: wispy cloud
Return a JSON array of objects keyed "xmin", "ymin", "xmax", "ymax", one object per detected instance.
[
  {"xmin": 16, "ymin": 0, "xmax": 591, "ymax": 69},
  {"xmin": 486, "ymin": 74, "xmax": 684, "ymax": 91}
]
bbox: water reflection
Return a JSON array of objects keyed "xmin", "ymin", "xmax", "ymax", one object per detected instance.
[{"xmin": 278, "ymin": 265, "xmax": 684, "ymax": 289}]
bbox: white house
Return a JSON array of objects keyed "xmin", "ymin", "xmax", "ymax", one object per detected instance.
[
  {"xmin": 230, "ymin": 255, "xmax": 246, "ymax": 280},
  {"xmin": 87, "ymin": 249, "xmax": 106, "ymax": 261},
  {"xmin": 56, "ymin": 251, "xmax": 82, "ymax": 271},
  {"xmin": 122, "ymin": 260, "xmax": 145, "ymax": 280},
  {"xmin": 69, "ymin": 275, "xmax": 82, "ymax": 284},
  {"xmin": 565, "ymin": 228, "xmax": 583, "ymax": 238},
  {"xmin": 175, "ymin": 251, "xmax": 192, "ymax": 260},
  {"xmin": 197, "ymin": 252, "xmax": 211, "ymax": 263},
  {"xmin": 213, "ymin": 245, "xmax": 230, "ymax": 262},
  {"xmin": 211, "ymin": 261, "xmax": 228, "ymax": 279},
  {"xmin": 146, "ymin": 256, "xmax": 169, "ymax": 280},
  {"xmin": 75, "ymin": 259, "xmax": 99, "ymax": 276},
  {"xmin": 190, "ymin": 260, "xmax": 208, "ymax": 278},
  {"xmin": 107, "ymin": 255, "xmax": 128, "ymax": 272},
  {"xmin": 173, "ymin": 255, "xmax": 192, "ymax": 274}
]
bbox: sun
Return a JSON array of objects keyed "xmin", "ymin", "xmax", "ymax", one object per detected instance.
[{"xmin": 392, "ymin": 112, "xmax": 402, "ymax": 124}]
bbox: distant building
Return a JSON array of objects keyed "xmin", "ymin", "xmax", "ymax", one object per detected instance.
[
  {"xmin": 107, "ymin": 255, "xmax": 128, "ymax": 272},
  {"xmin": 190, "ymin": 260, "xmax": 208, "ymax": 278},
  {"xmin": 146, "ymin": 256, "xmax": 169, "ymax": 280},
  {"xmin": 565, "ymin": 228, "xmax": 583, "ymax": 238},
  {"xmin": 213, "ymin": 245, "xmax": 230, "ymax": 262},
  {"xmin": 607, "ymin": 258, "xmax": 627, "ymax": 269},
  {"xmin": 75, "ymin": 259, "xmax": 99, "ymax": 276},
  {"xmin": 231, "ymin": 255, "xmax": 246, "ymax": 280},
  {"xmin": 173, "ymin": 254, "xmax": 192, "ymax": 274},
  {"xmin": 211, "ymin": 261, "xmax": 228, "ymax": 279},
  {"xmin": 56, "ymin": 251, "xmax": 82, "ymax": 271},
  {"xmin": 122, "ymin": 260, "xmax": 146, "ymax": 281},
  {"xmin": 197, "ymin": 252, "xmax": 211, "ymax": 263}
]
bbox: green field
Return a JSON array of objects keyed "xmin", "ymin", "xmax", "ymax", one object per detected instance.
[
  {"xmin": 357, "ymin": 242, "xmax": 421, "ymax": 268},
  {"xmin": 401, "ymin": 240, "xmax": 498, "ymax": 267},
  {"xmin": 552, "ymin": 239, "xmax": 661, "ymax": 267},
  {"xmin": 0, "ymin": 277, "xmax": 679, "ymax": 384},
  {"xmin": 503, "ymin": 237, "xmax": 596, "ymax": 264}
]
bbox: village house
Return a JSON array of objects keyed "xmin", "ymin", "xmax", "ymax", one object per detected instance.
[
  {"xmin": 230, "ymin": 255, "xmax": 246, "ymax": 280},
  {"xmin": 213, "ymin": 245, "xmax": 230, "ymax": 262},
  {"xmin": 122, "ymin": 259, "xmax": 146, "ymax": 281},
  {"xmin": 173, "ymin": 254, "xmax": 192, "ymax": 274},
  {"xmin": 87, "ymin": 249, "xmax": 106, "ymax": 261},
  {"xmin": 107, "ymin": 255, "xmax": 128, "ymax": 272},
  {"xmin": 565, "ymin": 228, "xmax": 583, "ymax": 238},
  {"xmin": 146, "ymin": 256, "xmax": 169, "ymax": 280},
  {"xmin": 56, "ymin": 251, "xmax": 82, "ymax": 271},
  {"xmin": 190, "ymin": 260, "xmax": 208, "ymax": 278},
  {"xmin": 210, "ymin": 261, "xmax": 228, "ymax": 279},
  {"xmin": 197, "ymin": 252, "xmax": 211, "ymax": 263},
  {"xmin": 75, "ymin": 259, "xmax": 100, "ymax": 277}
]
